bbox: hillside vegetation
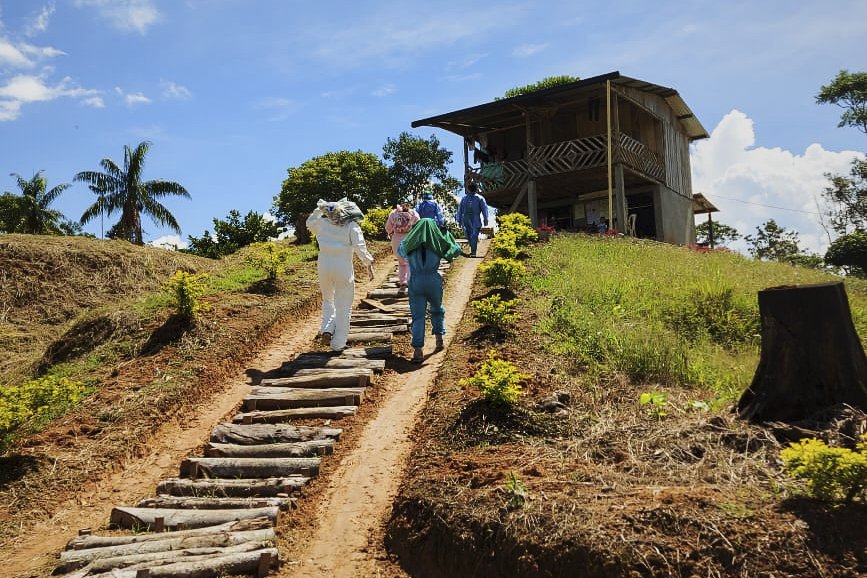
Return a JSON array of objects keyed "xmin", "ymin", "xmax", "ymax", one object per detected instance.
[
  {"xmin": 3, "ymin": 231, "xmax": 867, "ymax": 577},
  {"xmin": 386, "ymin": 233, "xmax": 867, "ymax": 578}
]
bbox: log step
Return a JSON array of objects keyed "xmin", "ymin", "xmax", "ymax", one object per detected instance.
[
  {"xmin": 110, "ymin": 505, "xmax": 280, "ymax": 531},
  {"xmin": 206, "ymin": 439, "xmax": 334, "ymax": 457},
  {"xmin": 280, "ymin": 356, "xmax": 385, "ymax": 373},
  {"xmin": 243, "ymin": 386, "xmax": 365, "ymax": 411},
  {"xmin": 180, "ymin": 456, "xmax": 321, "ymax": 478},
  {"xmin": 345, "ymin": 331, "xmax": 393, "ymax": 343},
  {"xmin": 66, "ymin": 518, "xmax": 273, "ymax": 550},
  {"xmin": 137, "ymin": 495, "xmax": 295, "ymax": 510},
  {"xmin": 210, "ymin": 423, "xmax": 342, "ymax": 445},
  {"xmin": 260, "ymin": 368, "xmax": 372, "ymax": 388},
  {"xmin": 61, "ymin": 542, "xmax": 278, "ymax": 575},
  {"xmin": 156, "ymin": 477, "xmax": 309, "ymax": 498},
  {"xmin": 233, "ymin": 406, "xmax": 357, "ymax": 424},
  {"xmin": 349, "ymin": 324, "xmax": 407, "ymax": 334}
]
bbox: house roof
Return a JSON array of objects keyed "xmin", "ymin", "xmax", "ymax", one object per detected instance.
[
  {"xmin": 692, "ymin": 193, "xmax": 719, "ymax": 214},
  {"xmin": 412, "ymin": 71, "xmax": 709, "ymax": 141}
]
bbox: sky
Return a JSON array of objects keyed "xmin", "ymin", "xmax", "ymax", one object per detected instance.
[{"xmin": 1, "ymin": 0, "xmax": 865, "ymax": 255}]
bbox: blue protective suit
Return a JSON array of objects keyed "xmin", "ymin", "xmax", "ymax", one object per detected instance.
[
  {"xmin": 457, "ymin": 192, "xmax": 489, "ymax": 256},
  {"xmin": 306, "ymin": 207, "xmax": 373, "ymax": 350},
  {"xmin": 398, "ymin": 242, "xmax": 445, "ymax": 348},
  {"xmin": 414, "ymin": 199, "xmax": 445, "ymax": 227}
]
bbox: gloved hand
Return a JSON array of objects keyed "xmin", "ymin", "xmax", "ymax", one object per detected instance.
[{"xmin": 367, "ymin": 264, "xmax": 375, "ymax": 281}]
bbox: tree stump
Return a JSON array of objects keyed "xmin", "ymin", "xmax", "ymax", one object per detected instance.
[{"xmin": 737, "ymin": 281, "xmax": 867, "ymax": 422}]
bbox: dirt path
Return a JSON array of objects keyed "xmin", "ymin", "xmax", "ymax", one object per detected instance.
[{"xmin": 4, "ymin": 240, "xmax": 487, "ymax": 578}]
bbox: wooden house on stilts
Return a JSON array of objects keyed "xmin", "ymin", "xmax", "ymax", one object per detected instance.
[{"xmin": 412, "ymin": 71, "xmax": 710, "ymax": 245}]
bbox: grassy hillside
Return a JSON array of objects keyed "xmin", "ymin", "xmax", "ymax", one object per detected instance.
[{"xmin": 387, "ymin": 233, "xmax": 867, "ymax": 578}]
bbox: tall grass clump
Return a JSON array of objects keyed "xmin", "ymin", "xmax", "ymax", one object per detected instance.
[{"xmin": 524, "ymin": 234, "xmax": 867, "ymax": 398}]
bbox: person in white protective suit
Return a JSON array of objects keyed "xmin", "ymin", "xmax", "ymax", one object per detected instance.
[{"xmin": 306, "ymin": 198, "xmax": 375, "ymax": 351}]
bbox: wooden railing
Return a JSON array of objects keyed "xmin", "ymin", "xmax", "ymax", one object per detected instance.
[{"xmin": 466, "ymin": 134, "xmax": 664, "ymax": 193}]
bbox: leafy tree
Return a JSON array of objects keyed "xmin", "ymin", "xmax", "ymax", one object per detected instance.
[
  {"xmin": 274, "ymin": 150, "xmax": 391, "ymax": 244},
  {"xmin": 186, "ymin": 210, "xmax": 280, "ymax": 259},
  {"xmin": 816, "ymin": 70, "xmax": 867, "ymax": 134},
  {"xmin": 382, "ymin": 132, "xmax": 461, "ymax": 213},
  {"xmin": 825, "ymin": 230, "xmax": 867, "ymax": 278},
  {"xmin": 5, "ymin": 171, "xmax": 71, "ymax": 234},
  {"xmin": 499, "ymin": 75, "xmax": 581, "ymax": 100},
  {"xmin": 76, "ymin": 141, "xmax": 190, "ymax": 245},
  {"xmin": 695, "ymin": 220, "xmax": 739, "ymax": 247},
  {"xmin": 0, "ymin": 192, "xmax": 24, "ymax": 233},
  {"xmin": 822, "ymin": 158, "xmax": 867, "ymax": 235},
  {"xmin": 744, "ymin": 219, "xmax": 803, "ymax": 262},
  {"xmin": 816, "ymin": 71, "xmax": 867, "ymax": 237}
]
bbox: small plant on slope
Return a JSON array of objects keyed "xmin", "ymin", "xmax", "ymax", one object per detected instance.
[
  {"xmin": 460, "ymin": 349, "xmax": 529, "ymax": 406},
  {"xmin": 162, "ymin": 270, "xmax": 210, "ymax": 320}
]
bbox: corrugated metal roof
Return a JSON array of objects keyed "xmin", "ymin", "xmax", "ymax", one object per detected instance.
[{"xmin": 411, "ymin": 71, "xmax": 709, "ymax": 141}]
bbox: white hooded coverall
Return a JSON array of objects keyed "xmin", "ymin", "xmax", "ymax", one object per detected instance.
[{"xmin": 306, "ymin": 208, "xmax": 374, "ymax": 350}]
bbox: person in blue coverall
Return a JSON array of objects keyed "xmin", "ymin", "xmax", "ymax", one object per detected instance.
[
  {"xmin": 398, "ymin": 218, "xmax": 463, "ymax": 363},
  {"xmin": 414, "ymin": 190, "xmax": 445, "ymax": 227},
  {"xmin": 457, "ymin": 182, "xmax": 488, "ymax": 257}
]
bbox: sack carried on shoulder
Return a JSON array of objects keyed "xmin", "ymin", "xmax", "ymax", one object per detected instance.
[{"xmin": 393, "ymin": 211, "xmax": 413, "ymax": 234}]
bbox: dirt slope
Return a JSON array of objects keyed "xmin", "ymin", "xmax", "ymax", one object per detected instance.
[{"xmin": 2, "ymin": 241, "xmax": 487, "ymax": 578}]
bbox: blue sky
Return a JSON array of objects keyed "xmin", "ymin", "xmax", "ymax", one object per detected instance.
[{"xmin": 1, "ymin": 0, "xmax": 865, "ymax": 255}]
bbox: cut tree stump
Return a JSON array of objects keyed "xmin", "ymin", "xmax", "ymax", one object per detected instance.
[
  {"xmin": 205, "ymin": 439, "xmax": 334, "ymax": 458},
  {"xmin": 233, "ymin": 406, "xmax": 357, "ymax": 424},
  {"xmin": 109, "ymin": 506, "xmax": 279, "ymax": 530},
  {"xmin": 210, "ymin": 423, "xmax": 342, "ymax": 445},
  {"xmin": 180, "ymin": 456, "xmax": 320, "ymax": 478},
  {"xmin": 156, "ymin": 478, "xmax": 309, "ymax": 498},
  {"xmin": 737, "ymin": 281, "xmax": 867, "ymax": 422}
]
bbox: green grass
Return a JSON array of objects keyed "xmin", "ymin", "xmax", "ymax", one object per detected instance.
[{"xmin": 526, "ymin": 235, "xmax": 867, "ymax": 399}]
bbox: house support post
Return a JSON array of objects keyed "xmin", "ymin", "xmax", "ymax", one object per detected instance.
[
  {"xmin": 615, "ymin": 163, "xmax": 627, "ymax": 234},
  {"xmin": 527, "ymin": 180, "xmax": 538, "ymax": 228}
]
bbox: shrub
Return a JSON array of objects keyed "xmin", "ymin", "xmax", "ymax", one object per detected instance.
[
  {"xmin": 460, "ymin": 349, "xmax": 528, "ymax": 406},
  {"xmin": 497, "ymin": 213, "xmax": 538, "ymax": 247},
  {"xmin": 472, "ymin": 294, "xmax": 520, "ymax": 328},
  {"xmin": 781, "ymin": 436, "xmax": 867, "ymax": 502},
  {"xmin": 360, "ymin": 207, "xmax": 390, "ymax": 241},
  {"xmin": 162, "ymin": 270, "xmax": 210, "ymax": 319},
  {"xmin": 479, "ymin": 258, "xmax": 526, "ymax": 289},
  {"xmin": 492, "ymin": 232, "xmax": 519, "ymax": 259},
  {"xmin": 245, "ymin": 241, "xmax": 293, "ymax": 280},
  {"xmin": 0, "ymin": 375, "xmax": 87, "ymax": 446}
]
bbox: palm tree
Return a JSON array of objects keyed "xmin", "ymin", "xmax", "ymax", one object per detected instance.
[
  {"xmin": 10, "ymin": 171, "xmax": 71, "ymax": 234},
  {"xmin": 76, "ymin": 141, "xmax": 190, "ymax": 245}
]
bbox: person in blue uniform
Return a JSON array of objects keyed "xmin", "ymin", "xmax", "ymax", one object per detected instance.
[
  {"xmin": 457, "ymin": 182, "xmax": 489, "ymax": 257},
  {"xmin": 398, "ymin": 218, "xmax": 462, "ymax": 363},
  {"xmin": 414, "ymin": 190, "xmax": 445, "ymax": 227}
]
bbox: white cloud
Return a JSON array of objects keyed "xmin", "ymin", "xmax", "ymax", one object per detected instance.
[
  {"xmin": 149, "ymin": 234, "xmax": 187, "ymax": 250},
  {"xmin": 371, "ymin": 84, "xmax": 396, "ymax": 97},
  {"xmin": 125, "ymin": 91, "xmax": 151, "ymax": 106},
  {"xmin": 161, "ymin": 80, "xmax": 191, "ymax": 99},
  {"xmin": 512, "ymin": 43, "xmax": 547, "ymax": 58},
  {"xmin": 691, "ymin": 110, "xmax": 864, "ymax": 256},
  {"xmin": 25, "ymin": 3, "xmax": 56, "ymax": 36},
  {"xmin": 74, "ymin": 0, "xmax": 159, "ymax": 34},
  {"xmin": 0, "ymin": 73, "xmax": 101, "ymax": 119},
  {"xmin": 0, "ymin": 38, "xmax": 36, "ymax": 68}
]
